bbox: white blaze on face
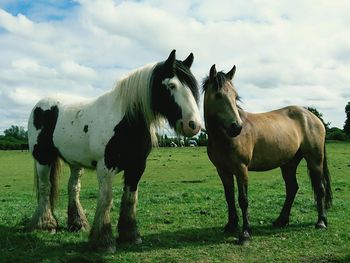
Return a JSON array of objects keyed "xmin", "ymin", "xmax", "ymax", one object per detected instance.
[
  {"xmin": 228, "ymin": 87, "xmax": 243, "ymax": 127},
  {"xmin": 233, "ymin": 106, "xmax": 243, "ymax": 126},
  {"xmin": 230, "ymin": 97, "xmax": 243, "ymax": 127},
  {"xmin": 162, "ymin": 77, "xmax": 201, "ymax": 136}
]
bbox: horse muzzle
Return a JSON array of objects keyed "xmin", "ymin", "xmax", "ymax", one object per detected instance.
[
  {"xmin": 177, "ymin": 119, "xmax": 201, "ymax": 137},
  {"xmin": 227, "ymin": 122, "xmax": 242, "ymax": 137}
]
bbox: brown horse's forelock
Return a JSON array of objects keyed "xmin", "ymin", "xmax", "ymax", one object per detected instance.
[
  {"xmin": 202, "ymin": 71, "xmax": 230, "ymax": 93},
  {"xmin": 202, "ymin": 72, "xmax": 242, "ymax": 105}
]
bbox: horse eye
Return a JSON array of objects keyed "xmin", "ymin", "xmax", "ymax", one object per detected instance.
[{"xmin": 168, "ymin": 83, "xmax": 176, "ymax": 90}]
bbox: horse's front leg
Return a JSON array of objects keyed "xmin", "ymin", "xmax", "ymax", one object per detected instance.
[
  {"xmin": 117, "ymin": 164, "xmax": 145, "ymax": 244},
  {"xmin": 217, "ymin": 168, "xmax": 238, "ymax": 234},
  {"xmin": 89, "ymin": 165, "xmax": 116, "ymax": 252},
  {"xmin": 236, "ymin": 165, "xmax": 251, "ymax": 244}
]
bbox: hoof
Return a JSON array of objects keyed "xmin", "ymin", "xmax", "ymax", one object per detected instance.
[
  {"xmin": 238, "ymin": 230, "xmax": 251, "ymax": 245},
  {"xmin": 26, "ymin": 216, "xmax": 58, "ymax": 232},
  {"xmin": 118, "ymin": 226, "xmax": 142, "ymax": 245},
  {"xmin": 88, "ymin": 224, "xmax": 115, "ymax": 252},
  {"xmin": 26, "ymin": 224, "xmax": 57, "ymax": 233},
  {"xmin": 117, "ymin": 233, "xmax": 142, "ymax": 245},
  {"xmin": 68, "ymin": 220, "xmax": 90, "ymax": 232},
  {"xmin": 88, "ymin": 242, "xmax": 116, "ymax": 253},
  {"xmin": 273, "ymin": 217, "xmax": 289, "ymax": 228},
  {"xmin": 134, "ymin": 236, "xmax": 142, "ymax": 245},
  {"xmin": 315, "ymin": 216, "xmax": 328, "ymax": 229},
  {"xmin": 224, "ymin": 223, "xmax": 237, "ymax": 234},
  {"xmin": 88, "ymin": 238, "xmax": 116, "ymax": 253},
  {"xmin": 315, "ymin": 221, "xmax": 327, "ymax": 229}
]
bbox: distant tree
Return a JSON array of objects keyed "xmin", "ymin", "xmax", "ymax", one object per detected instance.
[
  {"xmin": 343, "ymin": 102, "xmax": 350, "ymax": 137},
  {"xmin": 4, "ymin": 125, "xmax": 28, "ymax": 140},
  {"xmin": 197, "ymin": 132, "xmax": 208, "ymax": 146},
  {"xmin": 0, "ymin": 125, "xmax": 28, "ymax": 150},
  {"xmin": 307, "ymin": 107, "xmax": 330, "ymax": 131},
  {"xmin": 327, "ymin": 127, "xmax": 347, "ymax": 141}
]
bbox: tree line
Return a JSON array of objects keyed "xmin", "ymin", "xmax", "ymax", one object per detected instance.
[
  {"xmin": 1, "ymin": 102, "xmax": 349, "ymax": 150},
  {"xmin": 308, "ymin": 102, "xmax": 350, "ymax": 141},
  {"xmin": 0, "ymin": 125, "xmax": 28, "ymax": 150}
]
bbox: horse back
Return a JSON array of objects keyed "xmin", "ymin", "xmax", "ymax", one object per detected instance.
[
  {"xmin": 245, "ymin": 105, "xmax": 325, "ymax": 171},
  {"xmin": 279, "ymin": 105, "xmax": 325, "ymax": 146},
  {"xmin": 207, "ymin": 105, "xmax": 325, "ymax": 172},
  {"xmin": 28, "ymin": 95, "xmax": 124, "ymax": 168}
]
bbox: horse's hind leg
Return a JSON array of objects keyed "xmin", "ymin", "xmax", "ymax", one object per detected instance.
[
  {"xmin": 308, "ymin": 164, "xmax": 328, "ymax": 228},
  {"xmin": 217, "ymin": 168, "xmax": 238, "ymax": 233},
  {"xmin": 28, "ymin": 162, "xmax": 58, "ymax": 232},
  {"xmin": 274, "ymin": 153, "xmax": 302, "ymax": 227},
  {"xmin": 67, "ymin": 165, "xmax": 89, "ymax": 232},
  {"xmin": 303, "ymin": 146, "xmax": 328, "ymax": 229}
]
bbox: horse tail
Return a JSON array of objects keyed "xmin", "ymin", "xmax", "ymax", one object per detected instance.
[
  {"xmin": 49, "ymin": 156, "xmax": 61, "ymax": 211},
  {"xmin": 323, "ymin": 144, "xmax": 332, "ymax": 209},
  {"xmin": 33, "ymin": 161, "xmax": 39, "ymax": 203},
  {"xmin": 33, "ymin": 155, "xmax": 61, "ymax": 211},
  {"xmin": 30, "ymin": 101, "xmax": 61, "ymax": 211}
]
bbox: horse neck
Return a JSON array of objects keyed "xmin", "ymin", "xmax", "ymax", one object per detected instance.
[{"xmin": 113, "ymin": 63, "xmax": 160, "ymax": 145}]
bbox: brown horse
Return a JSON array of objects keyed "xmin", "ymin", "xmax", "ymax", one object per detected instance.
[{"xmin": 203, "ymin": 65, "xmax": 332, "ymax": 244}]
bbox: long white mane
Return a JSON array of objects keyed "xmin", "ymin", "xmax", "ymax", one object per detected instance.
[{"xmin": 115, "ymin": 63, "xmax": 163, "ymax": 145}]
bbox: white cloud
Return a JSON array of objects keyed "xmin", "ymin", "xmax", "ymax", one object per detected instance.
[
  {"xmin": 0, "ymin": 0, "xmax": 349, "ymax": 133},
  {"xmin": 7, "ymin": 87, "xmax": 42, "ymax": 106},
  {"xmin": 60, "ymin": 61, "xmax": 96, "ymax": 80},
  {"xmin": 0, "ymin": 9, "xmax": 34, "ymax": 35},
  {"xmin": 11, "ymin": 58, "xmax": 58, "ymax": 78}
]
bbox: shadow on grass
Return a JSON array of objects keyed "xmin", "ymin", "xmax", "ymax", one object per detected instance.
[
  {"xmin": 114, "ymin": 221, "xmax": 317, "ymax": 253},
  {"xmin": 0, "ymin": 221, "xmax": 338, "ymax": 261},
  {"xmin": 0, "ymin": 225, "xmax": 104, "ymax": 263},
  {"xmin": 253, "ymin": 221, "xmax": 315, "ymax": 236},
  {"xmin": 306, "ymin": 253, "xmax": 350, "ymax": 263}
]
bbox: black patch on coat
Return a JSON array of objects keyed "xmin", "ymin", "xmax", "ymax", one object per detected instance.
[
  {"xmin": 83, "ymin": 125, "xmax": 88, "ymax": 133},
  {"xmin": 32, "ymin": 106, "xmax": 59, "ymax": 165},
  {"xmin": 151, "ymin": 60, "xmax": 199, "ymax": 129},
  {"xmin": 104, "ymin": 113, "xmax": 151, "ymax": 190}
]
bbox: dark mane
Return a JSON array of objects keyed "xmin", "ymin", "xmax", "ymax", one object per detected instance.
[
  {"xmin": 175, "ymin": 60, "xmax": 199, "ymax": 103},
  {"xmin": 202, "ymin": 71, "xmax": 228, "ymax": 93},
  {"xmin": 202, "ymin": 71, "xmax": 242, "ymax": 105}
]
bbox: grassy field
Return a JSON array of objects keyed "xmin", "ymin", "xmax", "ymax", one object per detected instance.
[{"xmin": 0, "ymin": 142, "xmax": 349, "ymax": 262}]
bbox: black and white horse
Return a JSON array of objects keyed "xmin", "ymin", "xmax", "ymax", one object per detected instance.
[{"xmin": 27, "ymin": 50, "xmax": 201, "ymax": 251}]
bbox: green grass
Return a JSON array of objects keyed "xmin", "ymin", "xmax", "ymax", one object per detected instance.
[{"xmin": 0, "ymin": 142, "xmax": 349, "ymax": 262}]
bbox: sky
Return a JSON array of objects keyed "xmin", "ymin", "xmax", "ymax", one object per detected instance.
[{"xmin": 0, "ymin": 0, "xmax": 349, "ymax": 134}]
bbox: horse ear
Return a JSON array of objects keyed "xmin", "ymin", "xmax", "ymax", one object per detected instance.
[
  {"xmin": 183, "ymin": 53, "xmax": 194, "ymax": 68},
  {"xmin": 209, "ymin": 64, "xmax": 217, "ymax": 80},
  {"xmin": 164, "ymin": 49, "xmax": 176, "ymax": 72},
  {"xmin": 226, "ymin": 65, "xmax": 236, "ymax": 80}
]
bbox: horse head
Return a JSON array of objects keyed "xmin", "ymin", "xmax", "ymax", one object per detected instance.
[
  {"xmin": 203, "ymin": 64, "xmax": 243, "ymax": 137},
  {"xmin": 152, "ymin": 50, "xmax": 201, "ymax": 137}
]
